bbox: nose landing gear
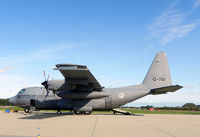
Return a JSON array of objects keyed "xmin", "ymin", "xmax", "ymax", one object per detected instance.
[{"xmin": 24, "ymin": 107, "xmax": 30, "ymax": 113}]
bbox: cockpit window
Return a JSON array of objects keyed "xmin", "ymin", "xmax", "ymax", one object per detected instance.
[{"xmin": 17, "ymin": 89, "xmax": 25, "ymax": 94}]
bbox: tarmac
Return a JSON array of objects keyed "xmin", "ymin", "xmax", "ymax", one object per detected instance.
[{"xmin": 0, "ymin": 111, "xmax": 200, "ymax": 137}]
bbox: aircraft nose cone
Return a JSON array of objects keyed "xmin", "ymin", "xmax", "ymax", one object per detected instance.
[{"xmin": 9, "ymin": 96, "xmax": 16, "ymax": 105}]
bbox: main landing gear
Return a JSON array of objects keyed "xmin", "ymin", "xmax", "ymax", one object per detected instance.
[
  {"xmin": 57, "ymin": 110, "xmax": 62, "ymax": 114},
  {"xmin": 73, "ymin": 111, "xmax": 92, "ymax": 115}
]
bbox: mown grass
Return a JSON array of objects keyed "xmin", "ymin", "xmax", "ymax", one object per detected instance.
[
  {"xmin": 1, "ymin": 106, "xmax": 200, "ymax": 115},
  {"xmin": 0, "ymin": 106, "xmax": 23, "ymax": 111},
  {"xmin": 121, "ymin": 108, "xmax": 200, "ymax": 115}
]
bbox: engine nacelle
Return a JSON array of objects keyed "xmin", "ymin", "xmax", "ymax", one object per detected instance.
[
  {"xmin": 47, "ymin": 80, "xmax": 77, "ymax": 91},
  {"xmin": 46, "ymin": 79, "xmax": 88, "ymax": 91}
]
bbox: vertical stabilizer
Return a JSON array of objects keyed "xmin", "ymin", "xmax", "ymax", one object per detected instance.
[{"xmin": 142, "ymin": 52, "xmax": 172, "ymax": 89}]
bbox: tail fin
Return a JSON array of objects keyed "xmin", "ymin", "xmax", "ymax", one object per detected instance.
[{"xmin": 142, "ymin": 52, "xmax": 172, "ymax": 89}]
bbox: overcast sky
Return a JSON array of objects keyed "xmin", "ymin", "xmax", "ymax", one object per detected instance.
[{"xmin": 0, "ymin": 0, "xmax": 200, "ymax": 106}]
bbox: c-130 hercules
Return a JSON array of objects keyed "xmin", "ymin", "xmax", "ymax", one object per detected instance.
[{"xmin": 9, "ymin": 52, "xmax": 182, "ymax": 114}]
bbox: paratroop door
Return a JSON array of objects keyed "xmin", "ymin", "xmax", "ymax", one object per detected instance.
[{"xmin": 105, "ymin": 97, "xmax": 112, "ymax": 109}]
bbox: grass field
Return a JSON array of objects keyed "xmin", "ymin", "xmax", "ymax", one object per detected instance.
[
  {"xmin": 1, "ymin": 106, "xmax": 200, "ymax": 115},
  {"xmin": 0, "ymin": 106, "xmax": 24, "ymax": 111},
  {"xmin": 121, "ymin": 108, "xmax": 200, "ymax": 115}
]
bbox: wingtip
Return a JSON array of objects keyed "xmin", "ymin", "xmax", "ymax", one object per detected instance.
[{"xmin": 176, "ymin": 85, "xmax": 183, "ymax": 89}]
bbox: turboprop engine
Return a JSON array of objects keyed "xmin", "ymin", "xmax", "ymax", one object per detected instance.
[
  {"xmin": 42, "ymin": 79, "xmax": 70, "ymax": 91},
  {"xmin": 41, "ymin": 79, "xmax": 89, "ymax": 91}
]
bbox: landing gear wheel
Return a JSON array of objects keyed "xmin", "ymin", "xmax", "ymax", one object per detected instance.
[
  {"xmin": 57, "ymin": 110, "xmax": 62, "ymax": 114},
  {"xmin": 74, "ymin": 111, "xmax": 85, "ymax": 115},
  {"xmin": 24, "ymin": 107, "xmax": 30, "ymax": 113},
  {"xmin": 84, "ymin": 111, "xmax": 92, "ymax": 115}
]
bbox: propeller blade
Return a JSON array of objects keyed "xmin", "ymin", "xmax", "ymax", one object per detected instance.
[
  {"xmin": 42, "ymin": 88, "xmax": 45, "ymax": 95},
  {"xmin": 47, "ymin": 74, "xmax": 50, "ymax": 81},
  {"xmin": 53, "ymin": 91, "xmax": 55, "ymax": 99},
  {"xmin": 43, "ymin": 90, "xmax": 50, "ymax": 102},
  {"xmin": 43, "ymin": 70, "xmax": 46, "ymax": 81}
]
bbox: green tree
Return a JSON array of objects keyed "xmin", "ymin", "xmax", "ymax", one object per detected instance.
[
  {"xmin": 182, "ymin": 103, "xmax": 199, "ymax": 111},
  {"xmin": 0, "ymin": 99, "xmax": 10, "ymax": 106}
]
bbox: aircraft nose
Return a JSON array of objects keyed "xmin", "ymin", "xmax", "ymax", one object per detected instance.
[{"xmin": 9, "ymin": 96, "xmax": 16, "ymax": 105}]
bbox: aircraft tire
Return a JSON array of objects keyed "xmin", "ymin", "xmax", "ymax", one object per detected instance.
[
  {"xmin": 24, "ymin": 107, "xmax": 30, "ymax": 113},
  {"xmin": 74, "ymin": 111, "xmax": 88, "ymax": 115},
  {"xmin": 74, "ymin": 111, "xmax": 81, "ymax": 115},
  {"xmin": 84, "ymin": 111, "xmax": 92, "ymax": 115}
]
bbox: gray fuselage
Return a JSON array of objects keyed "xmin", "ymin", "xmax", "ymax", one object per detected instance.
[{"xmin": 9, "ymin": 85, "xmax": 150, "ymax": 111}]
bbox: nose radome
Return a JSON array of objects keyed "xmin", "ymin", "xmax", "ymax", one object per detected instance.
[{"xmin": 9, "ymin": 96, "xmax": 16, "ymax": 105}]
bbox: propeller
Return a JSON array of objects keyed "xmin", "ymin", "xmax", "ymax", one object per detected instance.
[
  {"xmin": 41, "ymin": 70, "xmax": 50, "ymax": 101},
  {"xmin": 41, "ymin": 70, "xmax": 49, "ymax": 89},
  {"xmin": 41, "ymin": 70, "xmax": 56, "ymax": 101}
]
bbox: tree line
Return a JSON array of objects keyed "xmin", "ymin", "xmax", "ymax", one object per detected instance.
[
  {"xmin": 0, "ymin": 99, "xmax": 10, "ymax": 106},
  {"xmin": 122, "ymin": 103, "xmax": 200, "ymax": 111}
]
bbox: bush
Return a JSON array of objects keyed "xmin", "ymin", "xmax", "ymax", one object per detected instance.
[
  {"xmin": 0, "ymin": 99, "xmax": 10, "ymax": 106},
  {"xmin": 181, "ymin": 103, "xmax": 199, "ymax": 111}
]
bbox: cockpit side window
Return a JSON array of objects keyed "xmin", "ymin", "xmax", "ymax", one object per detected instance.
[{"xmin": 17, "ymin": 89, "xmax": 25, "ymax": 94}]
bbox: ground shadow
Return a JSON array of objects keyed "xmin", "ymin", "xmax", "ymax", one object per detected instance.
[
  {"xmin": 19, "ymin": 112, "xmax": 74, "ymax": 120},
  {"xmin": 131, "ymin": 113, "xmax": 144, "ymax": 116},
  {"xmin": 18, "ymin": 112, "xmax": 144, "ymax": 120},
  {"xmin": 93, "ymin": 113, "xmax": 144, "ymax": 116}
]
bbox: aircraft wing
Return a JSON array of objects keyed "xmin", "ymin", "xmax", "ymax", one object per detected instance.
[
  {"xmin": 54, "ymin": 64, "xmax": 103, "ymax": 91},
  {"xmin": 150, "ymin": 85, "xmax": 182, "ymax": 95}
]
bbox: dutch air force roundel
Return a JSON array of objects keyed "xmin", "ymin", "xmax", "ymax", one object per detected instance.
[{"xmin": 118, "ymin": 92, "xmax": 125, "ymax": 99}]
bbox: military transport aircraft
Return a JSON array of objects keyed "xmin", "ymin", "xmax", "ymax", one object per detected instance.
[{"xmin": 9, "ymin": 52, "xmax": 182, "ymax": 114}]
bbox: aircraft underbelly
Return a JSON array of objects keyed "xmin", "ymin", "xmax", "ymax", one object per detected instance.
[{"xmin": 71, "ymin": 98, "xmax": 106, "ymax": 110}]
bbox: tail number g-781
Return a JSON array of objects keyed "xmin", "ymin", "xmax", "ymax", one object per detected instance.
[{"xmin": 152, "ymin": 77, "xmax": 165, "ymax": 81}]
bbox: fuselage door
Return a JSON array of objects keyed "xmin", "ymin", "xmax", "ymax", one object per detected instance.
[
  {"xmin": 30, "ymin": 99, "xmax": 35, "ymax": 107},
  {"xmin": 105, "ymin": 97, "xmax": 112, "ymax": 109}
]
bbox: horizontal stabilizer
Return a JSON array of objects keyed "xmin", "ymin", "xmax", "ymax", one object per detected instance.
[{"xmin": 150, "ymin": 85, "xmax": 183, "ymax": 95}]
